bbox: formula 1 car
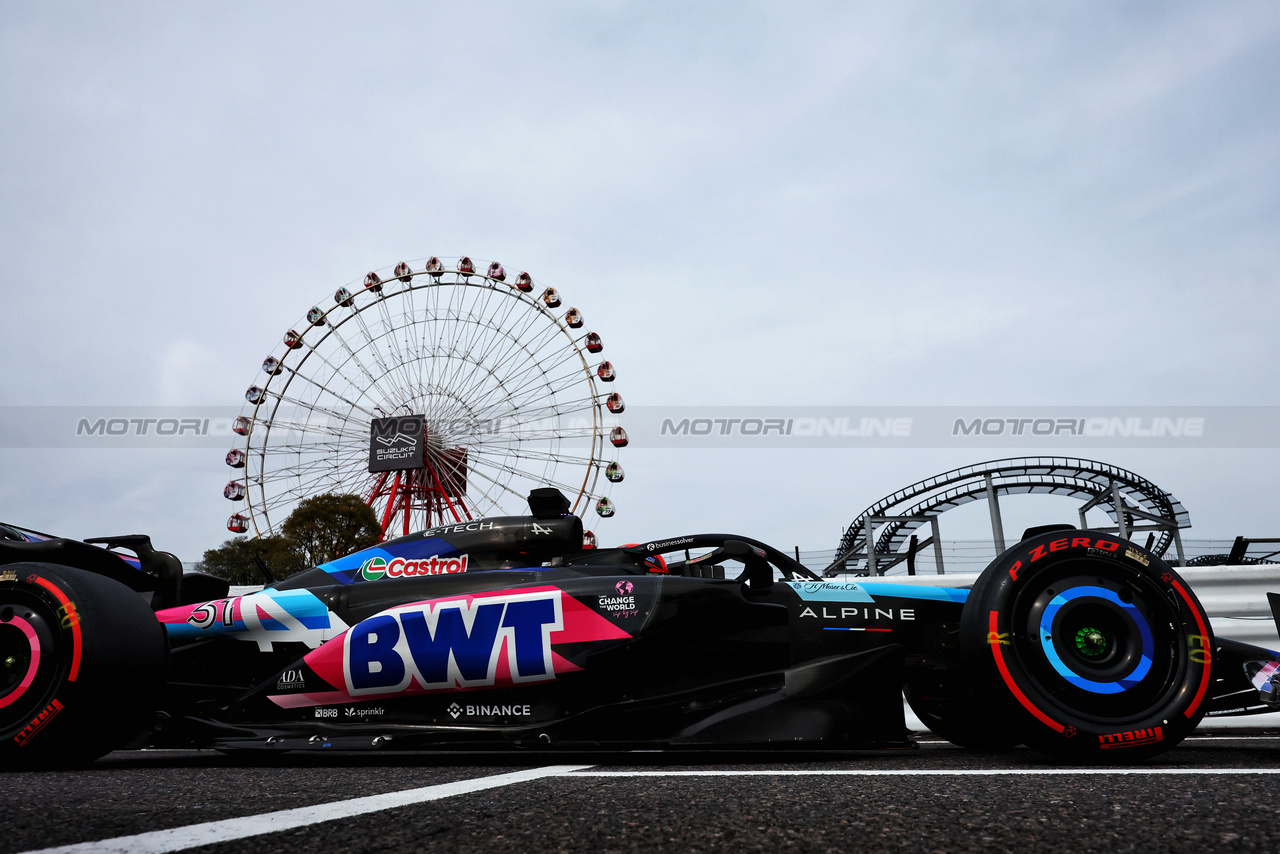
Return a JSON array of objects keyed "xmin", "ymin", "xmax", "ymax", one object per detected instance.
[{"xmin": 2, "ymin": 487, "xmax": 1279, "ymax": 768}]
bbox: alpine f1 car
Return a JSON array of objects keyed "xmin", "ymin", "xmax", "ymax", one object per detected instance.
[{"xmin": 3, "ymin": 487, "xmax": 1279, "ymax": 767}]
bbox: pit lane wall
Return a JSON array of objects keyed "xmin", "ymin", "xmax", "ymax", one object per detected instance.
[{"xmin": 856, "ymin": 565, "xmax": 1280, "ymax": 733}]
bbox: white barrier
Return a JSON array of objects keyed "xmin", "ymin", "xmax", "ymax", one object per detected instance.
[{"xmin": 860, "ymin": 564, "xmax": 1280, "ymax": 732}]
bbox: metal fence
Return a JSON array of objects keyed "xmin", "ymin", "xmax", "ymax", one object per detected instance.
[{"xmin": 798, "ymin": 538, "xmax": 1272, "ymax": 576}]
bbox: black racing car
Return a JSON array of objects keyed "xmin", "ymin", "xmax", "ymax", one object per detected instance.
[{"xmin": 2, "ymin": 487, "xmax": 1278, "ymax": 768}]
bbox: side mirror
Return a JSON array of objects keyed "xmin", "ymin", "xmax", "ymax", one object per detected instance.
[{"xmin": 724, "ymin": 539, "xmax": 773, "ymax": 590}]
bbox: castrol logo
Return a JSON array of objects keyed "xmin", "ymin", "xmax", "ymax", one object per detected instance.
[{"xmin": 359, "ymin": 554, "xmax": 469, "ymax": 581}]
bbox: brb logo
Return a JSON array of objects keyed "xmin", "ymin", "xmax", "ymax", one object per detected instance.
[{"xmin": 344, "ymin": 590, "xmax": 564, "ymax": 695}]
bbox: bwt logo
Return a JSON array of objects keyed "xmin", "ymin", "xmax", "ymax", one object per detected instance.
[{"xmin": 344, "ymin": 591, "xmax": 564, "ymax": 695}]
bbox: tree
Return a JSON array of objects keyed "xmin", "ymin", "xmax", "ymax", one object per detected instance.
[
  {"xmin": 279, "ymin": 493, "xmax": 381, "ymax": 569},
  {"xmin": 198, "ymin": 493, "xmax": 380, "ymax": 584},
  {"xmin": 196, "ymin": 535, "xmax": 295, "ymax": 585}
]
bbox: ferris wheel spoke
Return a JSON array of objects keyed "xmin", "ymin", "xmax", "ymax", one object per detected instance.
[
  {"xmin": 406, "ymin": 324, "xmax": 489, "ymax": 411},
  {"xmin": 449, "ymin": 396, "xmax": 601, "ymax": 440},
  {"xmin": 259, "ymin": 461, "xmax": 367, "ymax": 495},
  {"xmin": 445, "ymin": 321, "xmax": 567, "ymax": 411},
  {"xmin": 256, "ymin": 446, "xmax": 363, "ymax": 467},
  {"xmin": 371, "ymin": 293, "xmax": 430, "ymax": 401},
  {"xmin": 467, "ymin": 454, "xmax": 597, "ymax": 506},
  {"xmin": 315, "ymin": 314, "xmax": 392, "ymax": 401},
  {"xmin": 422, "ymin": 454, "xmax": 515, "ymax": 518},
  {"xmin": 284, "ymin": 324, "xmax": 381, "ymax": 407},
  {"xmin": 467, "ymin": 288, "xmax": 557, "ymax": 367},
  {"xmin": 430, "ymin": 303, "xmax": 527, "ymax": 415},
  {"xmin": 256, "ymin": 461, "xmax": 368, "ymax": 506},
  {"xmin": 439, "ymin": 353, "xmax": 531, "ymax": 424},
  {"xmin": 457, "ymin": 455, "xmax": 547, "ymax": 508},
  {"xmin": 486, "ymin": 362, "xmax": 597, "ymax": 415},
  {"xmin": 282, "ymin": 333, "xmax": 385, "ymax": 413},
  {"xmin": 257, "ymin": 387, "xmax": 379, "ymax": 429},
  {"xmin": 351, "ymin": 321, "xmax": 422, "ymax": 415},
  {"xmin": 434, "ymin": 287, "xmax": 549, "ymax": 405},
  {"xmin": 347, "ymin": 305, "xmax": 405, "ymax": 396},
  {"xmin": 253, "ymin": 416, "xmax": 359, "ymax": 441},
  {"xmin": 487, "ymin": 447, "xmax": 604, "ymax": 467},
  {"xmin": 417, "ymin": 283, "xmax": 449, "ymax": 410},
  {"xmin": 459, "ymin": 289, "xmax": 538, "ymax": 382},
  {"xmin": 458, "ymin": 309, "xmax": 567, "ymax": 400},
  {"xmin": 482, "ymin": 335, "xmax": 586, "ymax": 397},
  {"xmin": 269, "ymin": 365, "xmax": 381, "ymax": 426},
  {"xmin": 448, "ymin": 332, "xmax": 581, "ymax": 417}
]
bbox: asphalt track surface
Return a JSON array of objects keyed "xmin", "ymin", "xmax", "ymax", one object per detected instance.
[{"xmin": 4, "ymin": 735, "xmax": 1280, "ymax": 853}]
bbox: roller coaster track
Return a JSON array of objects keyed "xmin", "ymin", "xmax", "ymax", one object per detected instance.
[{"xmin": 826, "ymin": 457, "xmax": 1189, "ymax": 576}]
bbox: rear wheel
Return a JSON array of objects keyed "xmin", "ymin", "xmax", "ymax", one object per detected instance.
[
  {"xmin": 0, "ymin": 563, "xmax": 168, "ymax": 768},
  {"xmin": 960, "ymin": 531, "xmax": 1212, "ymax": 762}
]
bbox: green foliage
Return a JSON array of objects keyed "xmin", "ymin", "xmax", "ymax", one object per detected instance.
[
  {"xmin": 196, "ymin": 535, "xmax": 295, "ymax": 585},
  {"xmin": 198, "ymin": 493, "xmax": 380, "ymax": 584},
  {"xmin": 280, "ymin": 493, "xmax": 382, "ymax": 569}
]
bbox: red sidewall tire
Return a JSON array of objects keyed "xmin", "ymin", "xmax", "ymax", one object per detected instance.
[
  {"xmin": 960, "ymin": 531, "xmax": 1213, "ymax": 763},
  {"xmin": 0, "ymin": 563, "xmax": 168, "ymax": 768}
]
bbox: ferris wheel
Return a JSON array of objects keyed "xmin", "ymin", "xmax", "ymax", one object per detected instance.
[{"xmin": 222, "ymin": 257, "xmax": 625, "ymax": 544}]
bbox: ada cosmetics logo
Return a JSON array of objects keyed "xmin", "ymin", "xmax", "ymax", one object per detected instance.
[
  {"xmin": 359, "ymin": 554, "xmax": 469, "ymax": 581},
  {"xmin": 368, "ymin": 415, "xmax": 425, "ymax": 473},
  {"xmin": 598, "ymin": 579, "xmax": 638, "ymax": 618},
  {"xmin": 275, "ymin": 668, "xmax": 306, "ymax": 692}
]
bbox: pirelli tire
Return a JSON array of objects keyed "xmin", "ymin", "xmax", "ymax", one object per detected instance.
[
  {"xmin": 0, "ymin": 563, "xmax": 168, "ymax": 768},
  {"xmin": 959, "ymin": 530, "xmax": 1213, "ymax": 763}
]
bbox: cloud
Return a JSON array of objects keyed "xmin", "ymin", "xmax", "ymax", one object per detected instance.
[{"xmin": 2, "ymin": 1, "xmax": 1279, "ymax": 557}]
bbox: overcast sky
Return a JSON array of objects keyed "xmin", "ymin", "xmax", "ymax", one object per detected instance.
[{"xmin": 2, "ymin": 1, "xmax": 1279, "ymax": 563}]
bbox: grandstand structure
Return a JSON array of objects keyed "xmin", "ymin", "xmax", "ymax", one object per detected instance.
[{"xmin": 823, "ymin": 457, "xmax": 1191, "ymax": 576}]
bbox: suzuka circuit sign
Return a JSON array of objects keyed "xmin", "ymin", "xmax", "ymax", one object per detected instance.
[{"xmin": 368, "ymin": 415, "xmax": 425, "ymax": 472}]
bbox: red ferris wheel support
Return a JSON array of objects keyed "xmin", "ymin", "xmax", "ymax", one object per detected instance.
[{"xmin": 364, "ymin": 449, "xmax": 470, "ymax": 538}]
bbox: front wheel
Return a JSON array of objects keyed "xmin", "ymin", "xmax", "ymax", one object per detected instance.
[
  {"xmin": 0, "ymin": 563, "xmax": 168, "ymax": 768},
  {"xmin": 960, "ymin": 531, "xmax": 1213, "ymax": 763}
]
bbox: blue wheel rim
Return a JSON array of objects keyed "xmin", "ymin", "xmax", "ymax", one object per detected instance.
[{"xmin": 1038, "ymin": 585, "xmax": 1153, "ymax": 694}]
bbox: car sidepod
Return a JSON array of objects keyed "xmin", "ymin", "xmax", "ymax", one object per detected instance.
[{"xmin": 157, "ymin": 573, "xmax": 948, "ymax": 751}]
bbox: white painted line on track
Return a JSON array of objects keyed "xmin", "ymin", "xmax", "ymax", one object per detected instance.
[
  {"xmin": 19, "ymin": 764, "xmax": 592, "ymax": 854},
  {"xmin": 571, "ymin": 768, "xmax": 1280, "ymax": 777}
]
